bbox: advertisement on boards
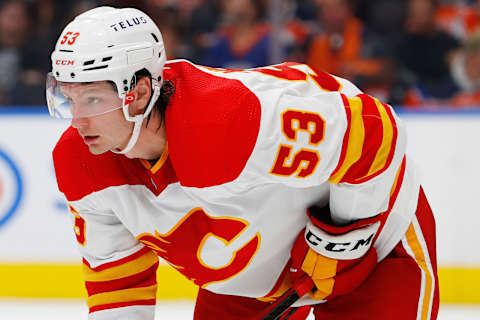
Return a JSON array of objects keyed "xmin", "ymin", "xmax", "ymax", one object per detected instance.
[{"xmin": 0, "ymin": 111, "xmax": 75, "ymax": 261}]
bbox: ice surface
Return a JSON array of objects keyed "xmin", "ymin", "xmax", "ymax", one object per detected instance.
[{"xmin": 0, "ymin": 299, "xmax": 478, "ymax": 319}]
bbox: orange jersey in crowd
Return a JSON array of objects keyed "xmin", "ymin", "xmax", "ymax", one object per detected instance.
[
  {"xmin": 306, "ymin": 18, "xmax": 383, "ymax": 79},
  {"xmin": 435, "ymin": 4, "xmax": 480, "ymax": 39}
]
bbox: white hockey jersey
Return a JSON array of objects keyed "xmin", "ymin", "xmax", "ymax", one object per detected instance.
[{"xmin": 53, "ymin": 60, "xmax": 420, "ymax": 319}]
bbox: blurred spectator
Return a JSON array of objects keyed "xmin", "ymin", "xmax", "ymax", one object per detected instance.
[
  {"xmin": 188, "ymin": 0, "xmax": 222, "ymax": 62},
  {"xmin": 435, "ymin": 0, "xmax": 480, "ymax": 40},
  {"xmin": 200, "ymin": 0, "xmax": 278, "ymax": 68},
  {"xmin": 449, "ymin": 31, "xmax": 480, "ymax": 106},
  {"xmin": 268, "ymin": 0, "xmax": 311, "ymax": 63},
  {"xmin": 99, "ymin": 0, "xmax": 149, "ymax": 12},
  {"xmin": 306, "ymin": 0, "xmax": 360, "ymax": 76},
  {"xmin": 10, "ymin": 0, "xmax": 66, "ymax": 105},
  {"xmin": 0, "ymin": 0, "xmax": 30, "ymax": 105},
  {"xmin": 305, "ymin": 0, "xmax": 395, "ymax": 101},
  {"xmin": 357, "ymin": 0, "xmax": 407, "ymax": 102},
  {"xmin": 406, "ymin": 31, "xmax": 480, "ymax": 107},
  {"xmin": 355, "ymin": 0, "xmax": 406, "ymax": 46},
  {"xmin": 151, "ymin": 0, "xmax": 201, "ymax": 19},
  {"xmin": 1, "ymin": 0, "xmax": 478, "ymax": 110},
  {"xmin": 148, "ymin": 2, "xmax": 191, "ymax": 59},
  {"xmin": 294, "ymin": 0, "xmax": 318, "ymax": 22},
  {"xmin": 69, "ymin": 0, "xmax": 99, "ymax": 18},
  {"xmin": 395, "ymin": 0, "xmax": 461, "ymax": 107}
]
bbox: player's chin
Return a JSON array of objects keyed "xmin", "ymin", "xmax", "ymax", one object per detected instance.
[{"xmin": 87, "ymin": 144, "xmax": 110, "ymax": 155}]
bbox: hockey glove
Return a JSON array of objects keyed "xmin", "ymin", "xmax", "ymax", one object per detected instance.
[{"xmin": 290, "ymin": 206, "xmax": 380, "ymax": 300}]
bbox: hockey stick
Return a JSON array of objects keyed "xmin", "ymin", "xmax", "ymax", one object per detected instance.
[{"xmin": 257, "ymin": 276, "xmax": 316, "ymax": 320}]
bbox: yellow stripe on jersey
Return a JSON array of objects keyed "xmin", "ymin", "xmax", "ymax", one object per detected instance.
[
  {"xmin": 140, "ymin": 144, "xmax": 169, "ymax": 174},
  {"xmin": 87, "ymin": 284, "xmax": 158, "ymax": 308},
  {"xmin": 83, "ymin": 250, "xmax": 158, "ymax": 282},
  {"xmin": 151, "ymin": 143, "xmax": 169, "ymax": 174},
  {"xmin": 389, "ymin": 158, "xmax": 404, "ymax": 197},
  {"xmin": 329, "ymin": 96, "xmax": 365, "ymax": 184},
  {"xmin": 364, "ymin": 98, "xmax": 394, "ymax": 178},
  {"xmin": 406, "ymin": 223, "xmax": 435, "ymax": 320}
]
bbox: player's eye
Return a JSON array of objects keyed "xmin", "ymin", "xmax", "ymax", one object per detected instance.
[{"xmin": 87, "ymin": 97, "xmax": 100, "ymax": 104}]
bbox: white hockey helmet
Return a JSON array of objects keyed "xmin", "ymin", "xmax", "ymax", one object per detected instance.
[{"xmin": 46, "ymin": 6, "xmax": 167, "ymax": 154}]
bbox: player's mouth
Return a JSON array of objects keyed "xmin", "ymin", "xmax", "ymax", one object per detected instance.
[{"xmin": 83, "ymin": 135, "xmax": 100, "ymax": 145}]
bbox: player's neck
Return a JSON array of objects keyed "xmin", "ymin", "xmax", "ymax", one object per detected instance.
[{"xmin": 124, "ymin": 114, "xmax": 167, "ymax": 160}]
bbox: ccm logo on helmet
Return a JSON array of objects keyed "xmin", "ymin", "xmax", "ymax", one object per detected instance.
[
  {"xmin": 110, "ymin": 16, "xmax": 148, "ymax": 32},
  {"xmin": 56, "ymin": 60, "xmax": 75, "ymax": 66}
]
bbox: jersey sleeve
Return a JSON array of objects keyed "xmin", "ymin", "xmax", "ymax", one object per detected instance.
[
  {"xmin": 69, "ymin": 203, "xmax": 158, "ymax": 319},
  {"xmin": 253, "ymin": 90, "xmax": 406, "ymax": 224},
  {"xmin": 53, "ymin": 130, "xmax": 158, "ymax": 319},
  {"xmin": 327, "ymin": 94, "xmax": 406, "ymax": 223}
]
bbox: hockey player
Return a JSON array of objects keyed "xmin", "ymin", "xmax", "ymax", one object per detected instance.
[{"xmin": 47, "ymin": 6, "xmax": 439, "ymax": 320}]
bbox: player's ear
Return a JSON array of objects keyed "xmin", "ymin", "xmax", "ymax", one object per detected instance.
[{"xmin": 130, "ymin": 77, "xmax": 152, "ymax": 116}]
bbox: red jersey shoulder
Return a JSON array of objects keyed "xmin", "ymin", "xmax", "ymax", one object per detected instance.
[
  {"xmin": 164, "ymin": 60, "xmax": 261, "ymax": 188},
  {"xmin": 53, "ymin": 126, "xmax": 149, "ymax": 201}
]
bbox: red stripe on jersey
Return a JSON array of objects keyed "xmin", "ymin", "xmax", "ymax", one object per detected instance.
[
  {"xmin": 380, "ymin": 103, "xmax": 398, "ymax": 175},
  {"xmin": 329, "ymin": 93, "xmax": 352, "ymax": 179},
  {"xmin": 340, "ymin": 92, "xmax": 350, "ymax": 107},
  {"xmin": 89, "ymin": 299, "xmax": 157, "ymax": 314},
  {"xmin": 309, "ymin": 211, "xmax": 383, "ymax": 234},
  {"xmin": 340, "ymin": 94, "xmax": 383, "ymax": 182},
  {"xmin": 308, "ymin": 65, "xmax": 343, "ymax": 92},
  {"xmin": 85, "ymin": 262, "xmax": 158, "ymax": 296},
  {"xmin": 83, "ymin": 247, "xmax": 151, "ymax": 272},
  {"xmin": 164, "ymin": 61, "xmax": 261, "ymax": 188},
  {"xmin": 352, "ymin": 101, "xmax": 398, "ymax": 184},
  {"xmin": 389, "ymin": 156, "xmax": 406, "ymax": 207}
]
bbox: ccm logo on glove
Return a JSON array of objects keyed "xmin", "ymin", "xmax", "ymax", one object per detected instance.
[{"xmin": 304, "ymin": 221, "xmax": 380, "ymax": 260}]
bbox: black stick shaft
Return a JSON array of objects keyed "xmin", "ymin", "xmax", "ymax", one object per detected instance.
[
  {"xmin": 260, "ymin": 291, "xmax": 300, "ymax": 320},
  {"xmin": 258, "ymin": 276, "xmax": 315, "ymax": 320}
]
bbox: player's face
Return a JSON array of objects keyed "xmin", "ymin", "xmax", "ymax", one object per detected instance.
[{"xmin": 62, "ymin": 82, "xmax": 134, "ymax": 155}]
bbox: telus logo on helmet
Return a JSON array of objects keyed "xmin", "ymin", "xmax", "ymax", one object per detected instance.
[{"xmin": 109, "ymin": 16, "xmax": 148, "ymax": 32}]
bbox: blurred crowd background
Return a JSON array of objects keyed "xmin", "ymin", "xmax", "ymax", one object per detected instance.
[{"xmin": 2, "ymin": 0, "xmax": 480, "ymax": 109}]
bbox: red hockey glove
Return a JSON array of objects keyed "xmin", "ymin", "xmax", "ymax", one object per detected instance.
[{"xmin": 290, "ymin": 206, "xmax": 380, "ymax": 300}]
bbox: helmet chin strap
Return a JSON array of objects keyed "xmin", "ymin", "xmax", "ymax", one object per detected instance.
[{"xmin": 112, "ymin": 79, "xmax": 161, "ymax": 155}]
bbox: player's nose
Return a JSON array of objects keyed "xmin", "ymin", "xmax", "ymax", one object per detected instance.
[{"xmin": 71, "ymin": 116, "xmax": 89, "ymax": 129}]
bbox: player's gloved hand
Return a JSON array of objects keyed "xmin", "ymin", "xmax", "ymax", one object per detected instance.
[{"xmin": 290, "ymin": 205, "xmax": 380, "ymax": 300}]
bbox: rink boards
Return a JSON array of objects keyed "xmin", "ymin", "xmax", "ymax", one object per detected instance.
[{"xmin": 0, "ymin": 108, "xmax": 478, "ymax": 303}]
